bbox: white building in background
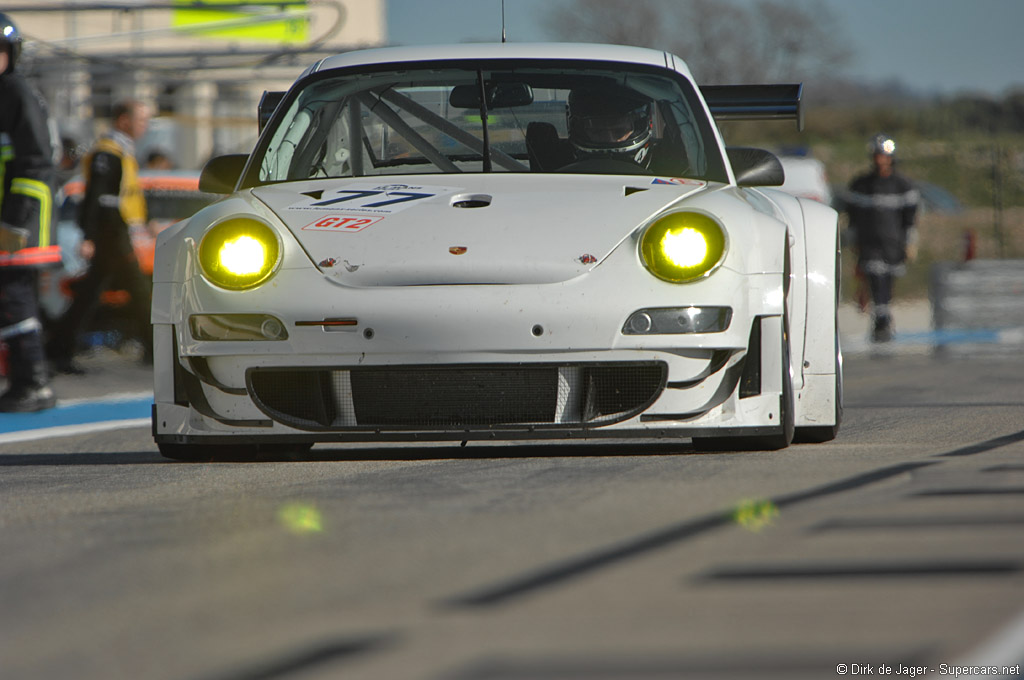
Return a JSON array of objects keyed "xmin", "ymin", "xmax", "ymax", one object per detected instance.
[{"xmin": 13, "ymin": 0, "xmax": 386, "ymax": 170}]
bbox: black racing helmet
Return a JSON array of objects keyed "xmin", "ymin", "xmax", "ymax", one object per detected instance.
[
  {"xmin": 567, "ymin": 85, "xmax": 654, "ymax": 167},
  {"xmin": 0, "ymin": 12, "xmax": 22, "ymax": 75}
]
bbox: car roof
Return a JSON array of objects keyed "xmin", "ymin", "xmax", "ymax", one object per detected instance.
[{"xmin": 311, "ymin": 42, "xmax": 690, "ymax": 79}]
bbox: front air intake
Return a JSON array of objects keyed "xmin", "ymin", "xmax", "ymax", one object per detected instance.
[{"xmin": 248, "ymin": 362, "xmax": 666, "ymax": 431}]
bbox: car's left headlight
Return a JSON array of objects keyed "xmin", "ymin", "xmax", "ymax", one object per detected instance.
[
  {"xmin": 198, "ymin": 217, "xmax": 281, "ymax": 290},
  {"xmin": 639, "ymin": 211, "xmax": 727, "ymax": 283}
]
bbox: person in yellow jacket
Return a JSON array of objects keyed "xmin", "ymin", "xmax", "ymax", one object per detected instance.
[
  {"xmin": 48, "ymin": 99, "xmax": 152, "ymax": 375},
  {"xmin": 0, "ymin": 12, "xmax": 61, "ymax": 411}
]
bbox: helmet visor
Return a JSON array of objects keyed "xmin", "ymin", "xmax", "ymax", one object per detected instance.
[
  {"xmin": 570, "ymin": 105, "xmax": 650, "ymax": 150},
  {"xmin": 574, "ymin": 113, "xmax": 636, "ymax": 145}
]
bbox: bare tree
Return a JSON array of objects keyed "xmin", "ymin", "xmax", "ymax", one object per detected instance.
[
  {"xmin": 671, "ymin": 0, "xmax": 758, "ymax": 83},
  {"xmin": 547, "ymin": 0, "xmax": 666, "ymax": 49},
  {"xmin": 750, "ymin": 0, "xmax": 851, "ymax": 80},
  {"xmin": 545, "ymin": 0, "xmax": 849, "ymax": 84}
]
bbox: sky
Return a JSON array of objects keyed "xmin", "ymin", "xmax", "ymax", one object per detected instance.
[{"xmin": 386, "ymin": 0, "xmax": 1024, "ymax": 97}]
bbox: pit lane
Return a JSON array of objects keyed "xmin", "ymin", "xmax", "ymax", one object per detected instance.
[{"xmin": 1, "ymin": 309, "xmax": 1023, "ymax": 680}]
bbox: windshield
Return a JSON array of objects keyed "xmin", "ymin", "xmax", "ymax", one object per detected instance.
[{"xmin": 253, "ymin": 61, "xmax": 727, "ymax": 184}]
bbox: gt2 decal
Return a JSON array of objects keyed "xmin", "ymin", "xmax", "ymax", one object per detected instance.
[
  {"xmin": 301, "ymin": 215, "xmax": 383, "ymax": 233},
  {"xmin": 289, "ymin": 183, "xmax": 461, "ymax": 215}
]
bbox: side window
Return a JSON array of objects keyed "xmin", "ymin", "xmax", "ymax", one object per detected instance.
[
  {"xmin": 260, "ymin": 102, "xmax": 314, "ymax": 182},
  {"xmin": 668, "ymin": 101, "xmax": 706, "ymax": 175},
  {"xmin": 312, "ymin": 106, "xmax": 354, "ymax": 178}
]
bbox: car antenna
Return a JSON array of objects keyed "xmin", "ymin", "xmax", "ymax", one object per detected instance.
[{"xmin": 501, "ymin": 0, "xmax": 507, "ymax": 43}]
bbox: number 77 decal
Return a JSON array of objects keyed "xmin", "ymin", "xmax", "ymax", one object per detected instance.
[
  {"xmin": 288, "ymin": 184, "xmax": 461, "ymax": 215},
  {"xmin": 311, "ymin": 190, "xmax": 434, "ymax": 208}
]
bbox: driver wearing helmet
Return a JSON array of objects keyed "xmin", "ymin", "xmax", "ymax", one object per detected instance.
[{"xmin": 567, "ymin": 86, "xmax": 654, "ymax": 169}]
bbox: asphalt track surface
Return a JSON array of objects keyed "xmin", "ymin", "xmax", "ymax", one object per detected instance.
[{"xmin": 2, "ymin": 305, "xmax": 1024, "ymax": 680}]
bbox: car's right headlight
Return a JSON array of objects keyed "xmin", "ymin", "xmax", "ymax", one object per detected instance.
[
  {"xmin": 198, "ymin": 217, "xmax": 281, "ymax": 290},
  {"xmin": 639, "ymin": 211, "xmax": 727, "ymax": 283}
]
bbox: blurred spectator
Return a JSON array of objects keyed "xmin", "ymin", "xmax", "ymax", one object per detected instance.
[
  {"xmin": 57, "ymin": 135, "xmax": 82, "ymax": 184},
  {"xmin": 0, "ymin": 11, "xmax": 61, "ymax": 411},
  {"xmin": 843, "ymin": 134, "xmax": 919, "ymax": 343},
  {"xmin": 145, "ymin": 149, "xmax": 174, "ymax": 170},
  {"xmin": 47, "ymin": 99, "xmax": 153, "ymax": 374}
]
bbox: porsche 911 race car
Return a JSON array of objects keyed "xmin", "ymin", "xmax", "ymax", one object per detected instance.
[{"xmin": 152, "ymin": 42, "xmax": 842, "ymax": 460}]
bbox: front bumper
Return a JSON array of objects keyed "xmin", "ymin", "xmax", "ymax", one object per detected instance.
[
  {"xmin": 152, "ymin": 320, "xmax": 788, "ymax": 445},
  {"xmin": 153, "ymin": 264, "xmax": 787, "ymax": 445}
]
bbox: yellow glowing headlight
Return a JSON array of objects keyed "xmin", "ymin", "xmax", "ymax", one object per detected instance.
[
  {"xmin": 198, "ymin": 218, "xmax": 281, "ymax": 290},
  {"xmin": 639, "ymin": 211, "xmax": 727, "ymax": 283}
]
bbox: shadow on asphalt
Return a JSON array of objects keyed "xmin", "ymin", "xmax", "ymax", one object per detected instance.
[{"xmin": 0, "ymin": 441, "xmax": 723, "ymax": 465}]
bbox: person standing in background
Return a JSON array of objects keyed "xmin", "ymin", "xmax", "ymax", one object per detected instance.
[
  {"xmin": 144, "ymin": 149, "xmax": 174, "ymax": 170},
  {"xmin": 0, "ymin": 12, "xmax": 61, "ymax": 411},
  {"xmin": 844, "ymin": 134, "xmax": 919, "ymax": 343},
  {"xmin": 47, "ymin": 99, "xmax": 152, "ymax": 374}
]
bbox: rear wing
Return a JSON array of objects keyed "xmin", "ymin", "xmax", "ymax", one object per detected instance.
[{"xmin": 700, "ymin": 84, "xmax": 804, "ymax": 131}]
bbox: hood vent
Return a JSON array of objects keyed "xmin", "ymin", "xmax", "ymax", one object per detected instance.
[{"xmin": 451, "ymin": 193, "xmax": 492, "ymax": 209}]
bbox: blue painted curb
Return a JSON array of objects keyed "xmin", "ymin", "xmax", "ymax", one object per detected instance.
[{"xmin": 0, "ymin": 394, "xmax": 153, "ymax": 434}]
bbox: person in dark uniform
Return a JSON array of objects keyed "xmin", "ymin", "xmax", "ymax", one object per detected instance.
[
  {"xmin": 845, "ymin": 134, "xmax": 919, "ymax": 343},
  {"xmin": 47, "ymin": 99, "xmax": 152, "ymax": 374},
  {"xmin": 0, "ymin": 12, "xmax": 62, "ymax": 411}
]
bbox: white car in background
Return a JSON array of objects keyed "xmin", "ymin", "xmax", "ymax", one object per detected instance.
[
  {"xmin": 778, "ymin": 154, "xmax": 833, "ymax": 205},
  {"xmin": 151, "ymin": 42, "xmax": 842, "ymax": 461}
]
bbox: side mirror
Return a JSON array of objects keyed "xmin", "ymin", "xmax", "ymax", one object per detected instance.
[
  {"xmin": 728, "ymin": 147, "xmax": 785, "ymax": 187},
  {"xmin": 199, "ymin": 154, "xmax": 248, "ymax": 194}
]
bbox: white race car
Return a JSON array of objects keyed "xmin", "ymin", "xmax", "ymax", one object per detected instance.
[{"xmin": 152, "ymin": 43, "xmax": 842, "ymax": 461}]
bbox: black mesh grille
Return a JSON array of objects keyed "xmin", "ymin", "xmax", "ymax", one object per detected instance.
[
  {"xmin": 247, "ymin": 370, "xmax": 333, "ymax": 428},
  {"xmin": 248, "ymin": 362, "xmax": 666, "ymax": 431},
  {"xmin": 584, "ymin": 364, "xmax": 664, "ymax": 421},
  {"xmin": 351, "ymin": 366, "xmax": 556, "ymax": 427}
]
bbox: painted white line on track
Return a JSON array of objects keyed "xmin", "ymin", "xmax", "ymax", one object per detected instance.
[
  {"xmin": 954, "ymin": 608, "xmax": 1024, "ymax": 678},
  {"xmin": 0, "ymin": 391, "xmax": 154, "ymax": 443},
  {"xmin": 55, "ymin": 391, "xmax": 154, "ymax": 407},
  {"xmin": 0, "ymin": 418, "xmax": 151, "ymax": 445}
]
